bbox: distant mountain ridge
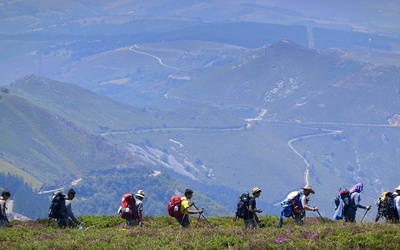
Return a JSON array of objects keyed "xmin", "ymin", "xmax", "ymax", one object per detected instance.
[
  {"xmin": 170, "ymin": 40, "xmax": 400, "ymax": 124},
  {"xmin": 2, "ymin": 40, "xmax": 400, "ymax": 220}
]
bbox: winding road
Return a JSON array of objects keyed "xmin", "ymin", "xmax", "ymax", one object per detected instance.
[{"xmin": 128, "ymin": 45, "xmax": 181, "ymax": 70}]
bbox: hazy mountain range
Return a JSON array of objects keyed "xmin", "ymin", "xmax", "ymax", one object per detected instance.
[{"xmin": 1, "ymin": 1, "xmax": 400, "ymax": 220}]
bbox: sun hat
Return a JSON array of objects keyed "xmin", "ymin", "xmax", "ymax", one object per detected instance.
[
  {"xmin": 395, "ymin": 185, "xmax": 400, "ymax": 191},
  {"xmin": 135, "ymin": 190, "xmax": 145, "ymax": 198},
  {"xmin": 302, "ymin": 184, "xmax": 315, "ymax": 194},
  {"xmin": 252, "ymin": 187, "xmax": 262, "ymax": 194}
]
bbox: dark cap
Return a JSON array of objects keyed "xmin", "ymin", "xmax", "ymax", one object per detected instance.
[
  {"xmin": 68, "ymin": 189, "xmax": 76, "ymax": 196},
  {"xmin": 185, "ymin": 189, "xmax": 193, "ymax": 196}
]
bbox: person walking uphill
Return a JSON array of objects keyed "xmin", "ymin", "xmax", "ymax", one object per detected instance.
[
  {"xmin": 295, "ymin": 184, "xmax": 319, "ymax": 226},
  {"xmin": 59, "ymin": 189, "xmax": 82, "ymax": 229},
  {"xmin": 0, "ymin": 190, "xmax": 12, "ymax": 228},
  {"xmin": 345, "ymin": 183, "xmax": 371, "ymax": 223},
  {"xmin": 178, "ymin": 189, "xmax": 204, "ymax": 227},
  {"xmin": 129, "ymin": 190, "xmax": 145, "ymax": 227},
  {"xmin": 243, "ymin": 187, "xmax": 263, "ymax": 229}
]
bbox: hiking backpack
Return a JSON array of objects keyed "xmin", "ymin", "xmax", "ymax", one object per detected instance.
[
  {"xmin": 375, "ymin": 192, "xmax": 398, "ymax": 222},
  {"xmin": 48, "ymin": 191, "xmax": 65, "ymax": 219},
  {"xmin": 235, "ymin": 193, "xmax": 250, "ymax": 219},
  {"xmin": 332, "ymin": 188, "xmax": 352, "ymax": 220},
  {"xmin": 119, "ymin": 193, "xmax": 138, "ymax": 219},
  {"xmin": 167, "ymin": 196, "xmax": 182, "ymax": 218},
  {"xmin": 334, "ymin": 189, "xmax": 351, "ymax": 210},
  {"xmin": 279, "ymin": 190, "xmax": 304, "ymax": 228},
  {"xmin": 280, "ymin": 191, "xmax": 304, "ymax": 218}
]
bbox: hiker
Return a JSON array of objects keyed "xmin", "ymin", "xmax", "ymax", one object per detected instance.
[
  {"xmin": 394, "ymin": 185, "xmax": 400, "ymax": 222},
  {"xmin": 0, "ymin": 190, "xmax": 12, "ymax": 228},
  {"xmin": 243, "ymin": 187, "xmax": 263, "ymax": 229},
  {"xmin": 58, "ymin": 189, "xmax": 81, "ymax": 229},
  {"xmin": 294, "ymin": 184, "xmax": 319, "ymax": 226},
  {"xmin": 178, "ymin": 188, "xmax": 204, "ymax": 227},
  {"xmin": 127, "ymin": 190, "xmax": 145, "ymax": 227},
  {"xmin": 344, "ymin": 183, "xmax": 371, "ymax": 223}
]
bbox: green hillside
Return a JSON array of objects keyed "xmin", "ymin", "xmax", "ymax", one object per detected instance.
[
  {"xmin": 169, "ymin": 40, "xmax": 363, "ymax": 111},
  {"xmin": 0, "ymin": 159, "xmax": 42, "ymax": 189},
  {"xmin": 0, "ymin": 89, "xmax": 141, "ymax": 186},
  {"xmin": 9, "ymin": 75, "xmax": 244, "ymax": 132},
  {"xmin": 1, "ymin": 84, "xmax": 234, "ymax": 218}
]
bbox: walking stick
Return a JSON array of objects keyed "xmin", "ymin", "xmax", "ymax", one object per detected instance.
[
  {"xmin": 316, "ymin": 210, "xmax": 324, "ymax": 220},
  {"xmin": 316, "ymin": 209, "xmax": 329, "ymax": 223},
  {"xmin": 193, "ymin": 204, "xmax": 213, "ymax": 227},
  {"xmin": 360, "ymin": 208, "xmax": 369, "ymax": 223},
  {"xmin": 194, "ymin": 213, "xmax": 201, "ymax": 228}
]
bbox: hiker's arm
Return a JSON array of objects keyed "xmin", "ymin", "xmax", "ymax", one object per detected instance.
[
  {"xmin": 353, "ymin": 194, "xmax": 369, "ymax": 210},
  {"xmin": 302, "ymin": 196, "xmax": 318, "ymax": 211},
  {"xmin": 137, "ymin": 203, "xmax": 144, "ymax": 226},
  {"xmin": 248, "ymin": 199, "xmax": 262, "ymax": 213},
  {"xmin": 137, "ymin": 209, "xmax": 143, "ymax": 226},
  {"xmin": 185, "ymin": 207, "xmax": 203, "ymax": 214},
  {"xmin": 248, "ymin": 205, "xmax": 262, "ymax": 213},
  {"xmin": 65, "ymin": 201, "xmax": 79, "ymax": 225}
]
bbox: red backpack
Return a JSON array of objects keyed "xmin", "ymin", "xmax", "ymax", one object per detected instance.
[
  {"xmin": 119, "ymin": 193, "xmax": 137, "ymax": 219},
  {"xmin": 167, "ymin": 196, "xmax": 182, "ymax": 218}
]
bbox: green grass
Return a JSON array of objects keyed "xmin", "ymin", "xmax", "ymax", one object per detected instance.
[
  {"xmin": 1, "ymin": 215, "xmax": 398, "ymax": 249},
  {"xmin": 0, "ymin": 159, "xmax": 42, "ymax": 190}
]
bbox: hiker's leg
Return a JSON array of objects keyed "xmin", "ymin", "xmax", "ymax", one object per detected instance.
[
  {"xmin": 126, "ymin": 219, "xmax": 133, "ymax": 227},
  {"xmin": 67, "ymin": 218, "xmax": 74, "ymax": 228},
  {"xmin": 57, "ymin": 219, "xmax": 66, "ymax": 229},
  {"xmin": 294, "ymin": 214, "xmax": 304, "ymax": 226},
  {"xmin": 346, "ymin": 209, "xmax": 356, "ymax": 223},
  {"xmin": 178, "ymin": 216, "xmax": 190, "ymax": 227},
  {"xmin": 250, "ymin": 218, "xmax": 257, "ymax": 229},
  {"xmin": 131, "ymin": 219, "xmax": 140, "ymax": 226},
  {"xmin": 244, "ymin": 219, "xmax": 252, "ymax": 229}
]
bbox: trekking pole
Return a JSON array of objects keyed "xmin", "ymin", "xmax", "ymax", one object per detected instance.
[
  {"xmin": 316, "ymin": 210, "xmax": 326, "ymax": 222},
  {"xmin": 360, "ymin": 208, "xmax": 370, "ymax": 223},
  {"xmin": 194, "ymin": 213, "xmax": 201, "ymax": 228},
  {"xmin": 316, "ymin": 210, "xmax": 323, "ymax": 219},
  {"xmin": 193, "ymin": 204, "xmax": 213, "ymax": 227}
]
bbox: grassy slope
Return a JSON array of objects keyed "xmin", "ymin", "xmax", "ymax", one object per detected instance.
[
  {"xmin": 1, "ymin": 215, "xmax": 398, "ymax": 249},
  {"xmin": 8, "ymin": 75, "xmax": 164, "ymax": 132},
  {"xmin": 0, "ymin": 159, "xmax": 42, "ymax": 189},
  {"xmin": 169, "ymin": 40, "xmax": 363, "ymax": 110},
  {"xmin": 9, "ymin": 75, "xmax": 244, "ymax": 131},
  {"xmin": 0, "ymin": 89, "xmax": 141, "ymax": 186}
]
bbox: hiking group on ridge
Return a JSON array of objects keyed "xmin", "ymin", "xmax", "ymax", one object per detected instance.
[{"xmin": 1, "ymin": 182, "xmax": 400, "ymax": 230}]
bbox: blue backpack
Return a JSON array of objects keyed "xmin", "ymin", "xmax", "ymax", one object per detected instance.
[{"xmin": 279, "ymin": 191, "xmax": 304, "ymax": 227}]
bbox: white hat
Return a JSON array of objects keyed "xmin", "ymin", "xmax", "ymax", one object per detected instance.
[
  {"xmin": 135, "ymin": 190, "xmax": 145, "ymax": 198},
  {"xmin": 395, "ymin": 185, "xmax": 400, "ymax": 191}
]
